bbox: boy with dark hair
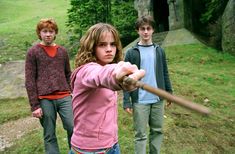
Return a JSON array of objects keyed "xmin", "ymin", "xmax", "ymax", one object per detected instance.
[
  {"xmin": 123, "ymin": 15, "xmax": 173, "ymax": 154},
  {"xmin": 25, "ymin": 18, "xmax": 73, "ymax": 154}
]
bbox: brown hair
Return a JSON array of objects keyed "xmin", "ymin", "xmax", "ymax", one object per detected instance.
[
  {"xmin": 135, "ymin": 15, "xmax": 155, "ymax": 30},
  {"xmin": 36, "ymin": 18, "xmax": 58, "ymax": 40},
  {"xmin": 74, "ymin": 23, "xmax": 123, "ymax": 68}
]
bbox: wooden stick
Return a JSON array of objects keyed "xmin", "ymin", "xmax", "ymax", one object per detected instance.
[{"xmin": 123, "ymin": 77, "xmax": 211, "ymax": 116}]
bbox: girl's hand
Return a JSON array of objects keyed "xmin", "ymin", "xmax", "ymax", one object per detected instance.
[{"xmin": 114, "ymin": 61, "xmax": 145, "ymax": 91}]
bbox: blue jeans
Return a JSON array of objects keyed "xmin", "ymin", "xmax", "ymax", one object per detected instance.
[
  {"xmin": 39, "ymin": 96, "xmax": 74, "ymax": 154},
  {"xmin": 133, "ymin": 101, "xmax": 164, "ymax": 154},
  {"xmin": 69, "ymin": 143, "xmax": 121, "ymax": 154}
]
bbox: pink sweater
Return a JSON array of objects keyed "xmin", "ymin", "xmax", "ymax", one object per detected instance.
[{"xmin": 70, "ymin": 62, "xmax": 122, "ymax": 150}]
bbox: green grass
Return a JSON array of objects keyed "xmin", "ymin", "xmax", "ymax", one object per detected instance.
[
  {"xmin": 0, "ymin": 0, "xmax": 70, "ymax": 64},
  {"xmin": 0, "ymin": 97, "xmax": 30, "ymax": 124},
  {"xmin": 2, "ymin": 119, "xmax": 70, "ymax": 154},
  {"xmin": 161, "ymin": 44, "xmax": 235, "ymax": 154},
  {"xmin": 1, "ymin": 44, "xmax": 235, "ymax": 153}
]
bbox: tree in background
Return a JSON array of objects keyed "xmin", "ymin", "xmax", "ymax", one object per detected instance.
[
  {"xmin": 67, "ymin": 0, "xmax": 111, "ymax": 40},
  {"xmin": 111, "ymin": 0, "xmax": 138, "ymax": 47},
  {"xmin": 197, "ymin": 0, "xmax": 229, "ymax": 50},
  {"xmin": 200, "ymin": 0, "xmax": 229, "ymax": 24},
  {"xmin": 67, "ymin": 0, "xmax": 138, "ymax": 57}
]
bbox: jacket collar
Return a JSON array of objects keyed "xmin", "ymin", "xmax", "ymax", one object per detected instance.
[{"xmin": 132, "ymin": 42, "xmax": 159, "ymax": 50}]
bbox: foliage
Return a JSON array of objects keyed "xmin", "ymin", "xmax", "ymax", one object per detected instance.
[
  {"xmin": 67, "ymin": 0, "xmax": 111, "ymax": 39},
  {"xmin": 66, "ymin": 0, "xmax": 138, "ymax": 56},
  {"xmin": 111, "ymin": 0, "xmax": 138, "ymax": 47},
  {"xmin": 66, "ymin": 0, "xmax": 112, "ymax": 56},
  {"xmin": 200, "ymin": 0, "xmax": 229, "ymax": 24}
]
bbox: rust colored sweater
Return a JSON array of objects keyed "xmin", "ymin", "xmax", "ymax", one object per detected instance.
[{"xmin": 25, "ymin": 44, "xmax": 71, "ymax": 111}]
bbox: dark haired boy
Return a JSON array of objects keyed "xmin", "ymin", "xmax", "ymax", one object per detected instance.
[{"xmin": 123, "ymin": 15, "xmax": 173, "ymax": 154}]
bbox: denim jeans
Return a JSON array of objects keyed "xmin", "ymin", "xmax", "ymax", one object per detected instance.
[
  {"xmin": 69, "ymin": 143, "xmax": 121, "ymax": 154},
  {"xmin": 133, "ymin": 101, "xmax": 164, "ymax": 154},
  {"xmin": 39, "ymin": 96, "xmax": 74, "ymax": 154}
]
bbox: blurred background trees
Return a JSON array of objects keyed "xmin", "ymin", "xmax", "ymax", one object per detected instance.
[{"xmin": 67, "ymin": 0, "xmax": 138, "ymax": 56}]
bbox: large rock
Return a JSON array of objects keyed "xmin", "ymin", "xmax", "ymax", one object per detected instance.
[
  {"xmin": 134, "ymin": 0, "xmax": 150, "ymax": 16},
  {"xmin": 0, "ymin": 61, "xmax": 27, "ymax": 99},
  {"xmin": 222, "ymin": 0, "xmax": 235, "ymax": 56},
  {"xmin": 162, "ymin": 28, "xmax": 201, "ymax": 47}
]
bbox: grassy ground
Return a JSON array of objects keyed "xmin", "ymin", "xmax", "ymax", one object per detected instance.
[
  {"xmin": 0, "ymin": 98, "xmax": 30, "ymax": 124},
  {"xmin": 162, "ymin": 44, "xmax": 235, "ymax": 154},
  {"xmin": 1, "ymin": 43, "xmax": 235, "ymax": 154},
  {"xmin": 0, "ymin": 0, "xmax": 70, "ymax": 64},
  {"xmin": 1, "ymin": 0, "xmax": 235, "ymax": 154}
]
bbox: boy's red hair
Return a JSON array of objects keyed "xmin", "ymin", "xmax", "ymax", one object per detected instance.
[{"xmin": 36, "ymin": 18, "xmax": 58, "ymax": 40}]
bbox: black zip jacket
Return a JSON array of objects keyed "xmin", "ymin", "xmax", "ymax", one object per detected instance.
[{"xmin": 123, "ymin": 43, "xmax": 173, "ymax": 109}]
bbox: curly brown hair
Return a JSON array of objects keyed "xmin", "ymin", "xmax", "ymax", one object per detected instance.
[{"xmin": 74, "ymin": 23, "xmax": 123, "ymax": 68}]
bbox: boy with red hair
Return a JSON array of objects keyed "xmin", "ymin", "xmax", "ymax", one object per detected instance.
[{"xmin": 25, "ymin": 18, "xmax": 73, "ymax": 154}]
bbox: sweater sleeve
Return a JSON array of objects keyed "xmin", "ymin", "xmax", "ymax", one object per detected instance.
[
  {"xmin": 122, "ymin": 50, "xmax": 133, "ymax": 109},
  {"xmin": 25, "ymin": 47, "xmax": 40, "ymax": 111},
  {"xmin": 78, "ymin": 63, "xmax": 122, "ymax": 91},
  {"xmin": 161, "ymin": 48, "xmax": 173, "ymax": 93},
  {"xmin": 62, "ymin": 47, "xmax": 72, "ymax": 89}
]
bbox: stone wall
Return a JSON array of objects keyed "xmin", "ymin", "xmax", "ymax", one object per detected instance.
[
  {"xmin": 134, "ymin": 0, "xmax": 151, "ymax": 16},
  {"xmin": 134, "ymin": 0, "xmax": 234, "ymax": 55},
  {"xmin": 134, "ymin": 0, "xmax": 185, "ymax": 30},
  {"xmin": 168, "ymin": 0, "xmax": 184, "ymax": 30},
  {"xmin": 222, "ymin": 0, "xmax": 235, "ymax": 56}
]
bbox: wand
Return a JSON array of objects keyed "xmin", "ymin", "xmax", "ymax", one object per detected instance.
[{"xmin": 123, "ymin": 77, "xmax": 211, "ymax": 116}]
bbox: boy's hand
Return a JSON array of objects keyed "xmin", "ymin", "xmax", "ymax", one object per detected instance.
[
  {"xmin": 125, "ymin": 108, "xmax": 133, "ymax": 115},
  {"xmin": 32, "ymin": 108, "xmax": 43, "ymax": 118}
]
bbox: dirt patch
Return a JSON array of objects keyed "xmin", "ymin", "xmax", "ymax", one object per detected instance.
[
  {"xmin": 0, "ymin": 61, "xmax": 27, "ymax": 99},
  {"xmin": 0, "ymin": 116, "xmax": 40, "ymax": 151},
  {"xmin": 0, "ymin": 61, "xmax": 37, "ymax": 151}
]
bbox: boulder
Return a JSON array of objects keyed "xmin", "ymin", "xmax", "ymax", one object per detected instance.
[{"xmin": 222, "ymin": 0, "xmax": 235, "ymax": 56}]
